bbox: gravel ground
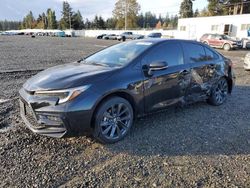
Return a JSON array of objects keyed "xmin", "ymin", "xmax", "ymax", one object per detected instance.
[{"xmin": 0, "ymin": 36, "xmax": 249, "ymax": 187}]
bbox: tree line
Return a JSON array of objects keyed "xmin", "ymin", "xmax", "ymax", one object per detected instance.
[
  {"xmin": 0, "ymin": 20, "xmax": 21, "ymax": 31},
  {"xmin": 0, "ymin": 0, "xmax": 178, "ymax": 31},
  {"xmin": 180, "ymin": 0, "xmax": 250, "ymax": 18},
  {"xmin": 1, "ymin": 0, "xmax": 250, "ymax": 31}
]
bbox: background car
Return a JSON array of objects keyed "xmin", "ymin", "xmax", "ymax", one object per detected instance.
[
  {"xmin": 247, "ymin": 42, "xmax": 250, "ymax": 49},
  {"xmin": 244, "ymin": 52, "xmax": 250, "ymax": 70},
  {"xmin": 147, "ymin": 32, "xmax": 162, "ymax": 38},
  {"xmin": 117, "ymin": 32, "xmax": 144, "ymax": 41},
  {"xmin": 103, "ymin": 34, "xmax": 118, "ymax": 40},
  {"xmin": 132, "ymin": 34, "xmax": 144, "ymax": 40},
  {"xmin": 200, "ymin": 33, "xmax": 242, "ymax": 51},
  {"xmin": 96, "ymin": 34, "xmax": 107, "ymax": 39},
  {"xmin": 19, "ymin": 39, "xmax": 235, "ymax": 143}
]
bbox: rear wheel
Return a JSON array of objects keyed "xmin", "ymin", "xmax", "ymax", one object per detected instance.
[
  {"xmin": 93, "ymin": 97, "xmax": 133, "ymax": 143},
  {"xmin": 208, "ymin": 77, "xmax": 228, "ymax": 106},
  {"xmin": 223, "ymin": 43, "xmax": 231, "ymax": 51}
]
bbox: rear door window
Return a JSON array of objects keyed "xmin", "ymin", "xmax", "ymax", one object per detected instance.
[
  {"xmin": 204, "ymin": 47, "xmax": 219, "ymax": 60},
  {"xmin": 182, "ymin": 42, "xmax": 206, "ymax": 63},
  {"xmin": 210, "ymin": 34, "xmax": 216, "ymax": 39}
]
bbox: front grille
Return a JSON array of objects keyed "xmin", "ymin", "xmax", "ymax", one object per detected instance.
[{"xmin": 20, "ymin": 100, "xmax": 45, "ymax": 129}]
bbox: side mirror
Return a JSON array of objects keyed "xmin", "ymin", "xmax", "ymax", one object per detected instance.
[
  {"xmin": 149, "ymin": 61, "xmax": 168, "ymax": 71},
  {"xmin": 142, "ymin": 61, "xmax": 168, "ymax": 76}
]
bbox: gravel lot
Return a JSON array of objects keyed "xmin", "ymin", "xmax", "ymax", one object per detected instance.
[{"xmin": 0, "ymin": 36, "xmax": 249, "ymax": 187}]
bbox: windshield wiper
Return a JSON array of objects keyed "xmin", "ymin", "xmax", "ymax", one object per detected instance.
[
  {"xmin": 79, "ymin": 59, "xmax": 110, "ymax": 67},
  {"xmin": 77, "ymin": 58, "xmax": 85, "ymax": 63},
  {"xmin": 90, "ymin": 62, "xmax": 110, "ymax": 67}
]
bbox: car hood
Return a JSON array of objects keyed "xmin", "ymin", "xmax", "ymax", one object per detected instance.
[{"xmin": 23, "ymin": 62, "xmax": 116, "ymax": 91}]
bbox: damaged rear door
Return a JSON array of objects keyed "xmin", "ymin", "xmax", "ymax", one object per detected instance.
[{"xmin": 181, "ymin": 41, "xmax": 213, "ymax": 103}]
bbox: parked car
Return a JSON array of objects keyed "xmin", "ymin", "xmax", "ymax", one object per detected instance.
[
  {"xmin": 117, "ymin": 32, "xmax": 144, "ymax": 41},
  {"xmin": 97, "ymin": 34, "xmax": 107, "ymax": 39},
  {"xmin": 244, "ymin": 52, "xmax": 250, "ymax": 70},
  {"xmin": 200, "ymin": 33, "xmax": 242, "ymax": 51},
  {"xmin": 247, "ymin": 42, "xmax": 250, "ymax": 49},
  {"xmin": 19, "ymin": 39, "xmax": 235, "ymax": 143},
  {"xmin": 103, "ymin": 34, "xmax": 118, "ymax": 40},
  {"xmin": 147, "ymin": 32, "xmax": 162, "ymax": 38},
  {"xmin": 65, "ymin": 30, "xmax": 75, "ymax": 37}
]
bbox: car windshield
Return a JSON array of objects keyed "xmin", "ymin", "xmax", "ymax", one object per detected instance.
[
  {"xmin": 83, "ymin": 41, "xmax": 153, "ymax": 67},
  {"xmin": 221, "ymin": 35, "xmax": 231, "ymax": 40}
]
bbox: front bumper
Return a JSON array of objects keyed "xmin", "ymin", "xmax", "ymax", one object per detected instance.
[
  {"xmin": 232, "ymin": 44, "xmax": 242, "ymax": 49},
  {"xmin": 19, "ymin": 88, "xmax": 98, "ymax": 138},
  {"xmin": 19, "ymin": 98, "xmax": 67, "ymax": 138}
]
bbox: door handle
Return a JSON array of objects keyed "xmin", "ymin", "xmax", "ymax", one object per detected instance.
[
  {"xmin": 209, "ymin": 64, "xmax": 216, "ymax": 68},
  {"xmin": 179, "ymin": 69, "xmax": 190, "ymax": 75}
]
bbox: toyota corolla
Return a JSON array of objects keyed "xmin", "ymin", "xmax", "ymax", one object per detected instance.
[{"xmin": 19, "ymin": 39, "xmax": 235, "ymax": 143}]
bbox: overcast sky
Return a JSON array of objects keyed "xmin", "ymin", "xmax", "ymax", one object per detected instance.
[{"xmin": 0, "ymin": 0, "xmax": 208, "ymax": 21}]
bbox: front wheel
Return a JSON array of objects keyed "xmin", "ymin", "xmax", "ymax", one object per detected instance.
[
  {"xmin": 93, "ymin": 97, "xmax": 133, "ymax": 143},
  {"xmin": 223, "ymin": 43, "xmax": 231, "ymax": 51},
  {"xmin": 208, "ymin": 77, "xmax": 229, "ymax": 106},
  {"xmin": 203, "ymin": 41, "xmax": 209, "ymax": 45}
]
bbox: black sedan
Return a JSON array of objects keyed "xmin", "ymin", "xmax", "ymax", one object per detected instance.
[
  {"xmin": 96, "ymin": 34, "xmax": 107, "ymax": 39},
  {"xmin": 19, "ymin": 39, "xmax": 235, "ymax": 143}
]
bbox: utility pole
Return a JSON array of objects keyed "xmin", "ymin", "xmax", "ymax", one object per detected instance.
[
  {"xmin": 125, "ymin": 0, "xmax": 127, "ymax": 30},
  {"xmin": 69, "ymin": 12, "xmax": 71, "ymax": 29}
]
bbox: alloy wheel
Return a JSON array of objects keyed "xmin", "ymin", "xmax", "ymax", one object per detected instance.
[
  {"xmin": 214, "ymin": 79, "xmax": 228, "ymax": 104},
  {"xmin": 100, "ymin": 103, "xmax": 131, "ymax": 140}
]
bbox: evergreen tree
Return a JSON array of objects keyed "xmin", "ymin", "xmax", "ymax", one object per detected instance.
[
  {"xmin": 0, "ymin": 20, "xmax": 21, "ymax": 30},
  {"xmin": 60, "ymin": 1, "xmax": 73, "ymax": 29},
  {"xmin": 105, "ymin": 18, "xmax": 117, "ymax": 29},
  {"xmin": 98, "ymin": 16, "xmax": 106, "ymax": 29},
  {"xmin": 85, "ymin": 18, "xmax": 91, "ymax": 29},
  {"xmin": 72, "ymin": 10, "xmax": 84, "ymax": 30},
  {"xmin": 36, "ymin": 14, "xmax": 45, "ymax": 29},
  {"xmin": 207, "ymin": 0, "xmax": 225, "ymax": 16},
  {"xmin": 137, "ymin": 13, "xmax": 144, "ymax": 28},
  {"xmin": 144, "ymin": 11, "xmax": 157, "ymax": 28},
  {"xmin": 47, "ymin": 9, "xmax": 57, "ymax": 29},
  {"xmin": 194, "ymin": 9, "xmax": 199, "ymax": 17},
  {"xmin": 179, "ymin": 0, "xmax": 194, "ymax": 18}
]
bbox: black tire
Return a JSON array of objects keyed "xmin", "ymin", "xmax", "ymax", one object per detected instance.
[
  {"xmin": 93, "ymin": 97, "xmax": 133, "ymax": 144},
  {"xmin": 208, "ymin": 77, "xmax": 229, "ymax": 106},
  {"xmin": 223, "ymin": 43, "xmax": 231, "ymax": 51}
]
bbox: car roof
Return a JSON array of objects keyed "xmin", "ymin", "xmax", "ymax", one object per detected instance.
[
  {"xmin": 135, "ymin": 38, "xmax": 202, "ymax": 45},
  {"xmin": 204, "ymin": 33, "xmax": 224, "ymax": 35}
]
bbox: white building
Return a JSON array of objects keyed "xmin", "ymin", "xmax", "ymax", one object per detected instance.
[{"xmin": 177, "ymin": 14, "xmax": 250, "ymax": 40}]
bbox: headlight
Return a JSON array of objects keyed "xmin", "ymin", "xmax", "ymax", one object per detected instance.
[{"xmin": 34, "ymin": 85, "xmax": 91, "ymax": 104}]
